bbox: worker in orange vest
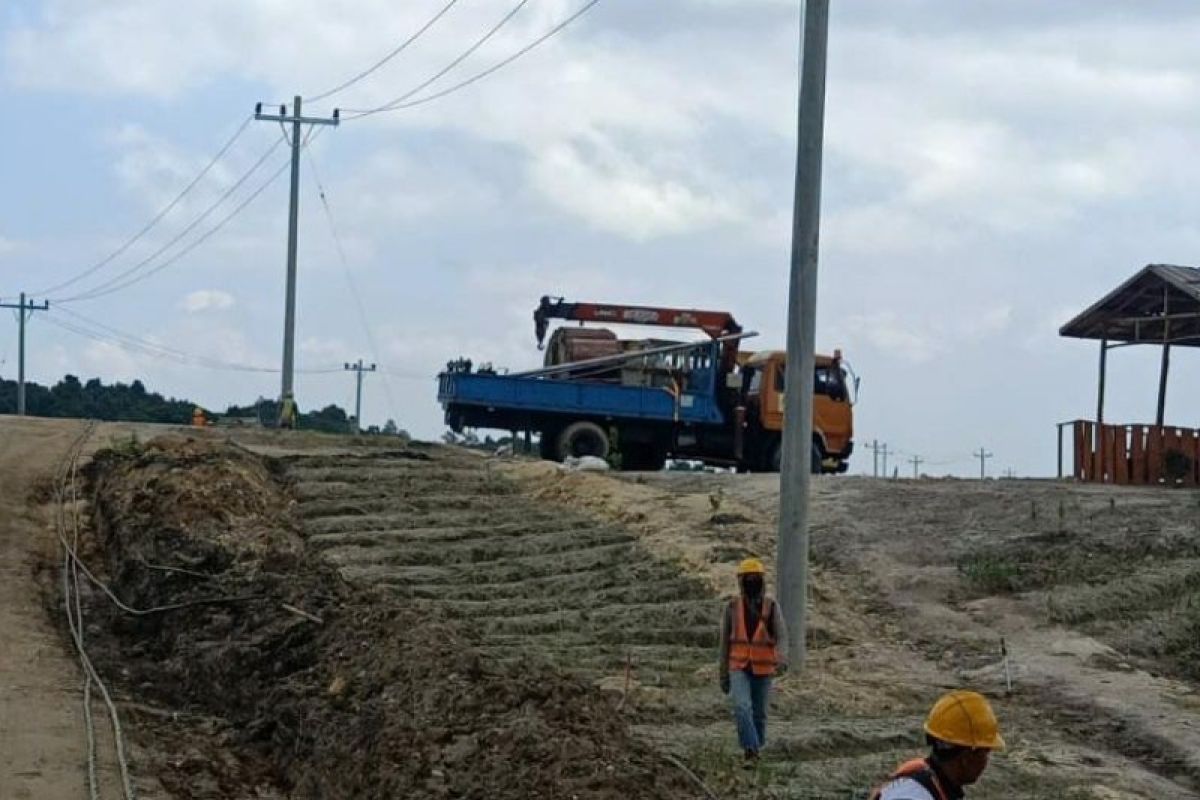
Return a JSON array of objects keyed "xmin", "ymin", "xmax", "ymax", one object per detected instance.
[
  {"xmin": 870, "ymin": 690, "xmax": 1004, "ymax": 800},
  {"xmin": 718, "ymin": 557, "xmax": 788, "ymax": 767}
]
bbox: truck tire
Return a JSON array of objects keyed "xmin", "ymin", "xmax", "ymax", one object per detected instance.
[
  {"xmin": 811, "ymin": 442, "xmax": 822, "ymax": 474},
  {"xmin": 556, "ymin": 421, "xmax": 610, "ymax": 462}
]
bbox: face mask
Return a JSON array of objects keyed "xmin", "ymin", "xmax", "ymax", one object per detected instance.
[{"xmin": 741, "ymin": 576, "xmax": 764, "ymax": 597}]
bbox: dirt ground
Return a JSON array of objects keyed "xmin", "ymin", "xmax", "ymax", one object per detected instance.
[{"xmin": 6, "ymin": 414, "xmax": 1200, "ymax": 798}]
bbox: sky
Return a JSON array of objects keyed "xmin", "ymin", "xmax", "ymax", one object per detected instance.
[{"xmin": 4, "ymin": 0, "xmax": 1200, "ymax": 476}]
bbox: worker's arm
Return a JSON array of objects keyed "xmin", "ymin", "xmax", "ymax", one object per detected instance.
[
  {"xmin": 718, "ymin": 600, "xmax": 731, "ymax": 692},
  {"xmin": 772, "ymin": 599, "xmax": 790, "ymax": 671}
]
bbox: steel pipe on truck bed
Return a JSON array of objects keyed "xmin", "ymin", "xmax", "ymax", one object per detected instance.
[{"xmin": 507, "ymin": 331, "xmax": 759, "ymax": 380}]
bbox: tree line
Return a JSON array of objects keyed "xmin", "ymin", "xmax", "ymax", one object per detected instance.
[{"xmin": 0, "ymin": 375, "xmax": 403, "ymax": 435}]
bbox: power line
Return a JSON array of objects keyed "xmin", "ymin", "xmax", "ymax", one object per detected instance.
[
  {"xmin": 367, "ymin": 0, "xmax": 605, "ymax": 114},
  {"xmin": 343, "ymin": 0, "xmax": 533, "ymax": 119},
  {"xmin": 304, "ymin": 146, "xmax": 402, "ymax": 424},
  {"xmin": 308, "ymin": 0, "xmax": 463, "ymax": 103},
  {"xmin": 55, "ymin": 144, "xmax": 291, "ymax": 303},
  {"xmin": 46, "ymin": 308, "xmax": 343, "ymax": 375},
  {"xmin": 35, "ymin": 116, "xmax": 255, "ymax": 297}
]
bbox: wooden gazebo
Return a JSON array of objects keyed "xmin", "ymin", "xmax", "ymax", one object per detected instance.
[{"xmin": 1060, "ymin": 264, "xmax": 1200, "ymax": 485}]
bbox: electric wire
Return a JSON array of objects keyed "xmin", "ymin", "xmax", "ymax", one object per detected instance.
[
  {"xmin": 46, "ymin": 307, "xmax": 344, "ymax": 374},
  {"xmin": 35, "ymin": 116, "xmax": 254, "ymax": 297},
  {"xmin": 356, "ymin": 0, "xmax": 604, "ymax": 115},
  {"xmin": 307, "ymin": 0, "xmax": 462, "ymax": 103},
  {"xmin": 54, "ymin": 136, "xmax": 288, "ymax": 303},
  {"xmin": 303, "ymin": 147, "xmax": 403, "ymax": 423},
  {"xmin": 343, "ymin": 0, "xmax": 532, "ymax": 119},
  {"xmin": 57, "ymin": 423, "xmax": 137, "ymax": 800}
]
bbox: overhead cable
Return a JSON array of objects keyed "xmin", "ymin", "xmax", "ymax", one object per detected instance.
[
  {"xmin": 343, "ymin": 0, "xmax": 532, "ymax": 119},
  {"xmin": 304, "ymin": 147, "xmax": 403, "ymax": 421},
  {"xmin": 35, "ymin": 116, "xmax": 254, "ymax": 297},
  {"xmin": 55, "ymin": 142, "xmax": 290, "ymax": 303},
  {"xmin": 370, "ymin": 0, "xmax": 604, "ymax": 114},
  {"xmin": 47, "ymin": 308, "xmax": 343, "ymax": 374},
  {"xmin": 307, "ymin": 0, "xmax": 462, "ymax": 103}
]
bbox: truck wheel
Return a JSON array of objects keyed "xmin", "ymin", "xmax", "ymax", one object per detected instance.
[
  {"xmin": 768, "ymin": 441, "xmax": 782, "ymax": 473},
  {"xmin": 811, "ymin": 443, "xmax": 822, "ymax": 474},
  {"xmin": 556, "ymin": 421, "xmax": 610, "ymax": 461}
]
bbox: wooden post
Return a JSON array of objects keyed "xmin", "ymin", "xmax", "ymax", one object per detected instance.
[
  {"xmin": 1157, "ymin": 343, "xmax": 1171, "ymax": 427},
  {"xmin": 1157, "ymin": 288, "xmax": 1171, "ymax": 427}
]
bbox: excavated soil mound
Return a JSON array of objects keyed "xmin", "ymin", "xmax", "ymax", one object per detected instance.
[{"xmin": 80, "ymin": 437, "xmax": 695, "ymax": 799}]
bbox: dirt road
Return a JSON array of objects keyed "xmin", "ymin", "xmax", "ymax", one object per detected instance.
[{"xmin": 0, "ymin": 416, "xmax": 91, "ymax": 798}]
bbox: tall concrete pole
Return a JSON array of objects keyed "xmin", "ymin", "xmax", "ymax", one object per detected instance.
[
  {"xmin": 282, "ymin": 95, "xmax": 303, "ymax": 401},
  {"xmin": 1, "ymin": 292, "xmax": 49, "ymax": 416},
  {"xmin": 344, "ymin": 359, "xmax": 376, "ymax": 433},
  {"xmin": 17, "ymin": 292, "xmax": 26, "ymax": 416},
  {"xmin": 777, "ymin": 0, "xmax": 829, "ymax": 671},
  {"xmin": 254, "ymin": 97, "xmax": 339, "ymax": 412}
]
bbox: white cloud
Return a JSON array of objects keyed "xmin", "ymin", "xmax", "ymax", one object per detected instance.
[
  {"xmin": 529, "ymin": 139, "xmax": 744, "ymax": 239},
  {"xmin": 181, "ymin": 289, "xmax": 235, "ymax": 313}
]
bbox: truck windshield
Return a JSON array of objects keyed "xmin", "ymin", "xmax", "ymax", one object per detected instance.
[
  {"xmin": 814, "ymin": 365, "xmax": 847, "ymax": 401},
  {"xmin": 772, "ymin": 363, "xmax": 848, "ymax": 402}
]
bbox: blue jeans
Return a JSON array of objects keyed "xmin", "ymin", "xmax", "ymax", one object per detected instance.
[{"xmin": 729, "ymin": 670, "xmax": 771, "ymax": 752}]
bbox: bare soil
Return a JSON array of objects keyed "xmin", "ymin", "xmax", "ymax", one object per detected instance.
[
  {"xmin": 9, "ymin": 414, "xmax": 1200, "ymax": 799},
  {"xmin": 71, "ymin": 436, "xmax": 696, "ymax": 799}
]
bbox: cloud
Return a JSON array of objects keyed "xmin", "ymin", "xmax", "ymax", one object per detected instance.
[
  {"xmin": 529, "ymin": 138, "xmax": 744, "ymax": 239},
  {"xmin": 835, "ymin": 304, "xmax": 1013, "ymax": 365},
  {"xmin": 181, "ymin": 289, "xmax": 235, "ymax": 313}
]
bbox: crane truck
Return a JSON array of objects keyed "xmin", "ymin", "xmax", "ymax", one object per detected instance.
[{"xmin": 437, "ymin": 296, "xmax": 855, "ymax": 473}]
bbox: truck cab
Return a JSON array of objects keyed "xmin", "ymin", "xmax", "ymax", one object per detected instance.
[{"xmin": 740, "ymin": 350, "xmax": 854, "ymax": 473}]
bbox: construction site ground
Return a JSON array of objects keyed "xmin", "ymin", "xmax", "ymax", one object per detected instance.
[{"xmin": 3, "ymin": 414, "xmax": 1200, "ymax": 798}]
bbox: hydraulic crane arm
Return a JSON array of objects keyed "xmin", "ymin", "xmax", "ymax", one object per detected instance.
[{"xmin": 534, "ymin": 296, "xmax": 742, "ymax": 349}]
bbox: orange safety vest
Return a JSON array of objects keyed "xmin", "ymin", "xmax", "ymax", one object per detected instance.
[
  {"xmin": 726, "ymin": 596, "xmax": 778, "ymax": 676},
  {"xmin": 868, "ymin": 758, "xmax": 950, "ymax": 800}
]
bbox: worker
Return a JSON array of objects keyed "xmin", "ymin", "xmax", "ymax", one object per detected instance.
[
  {"xmin": 191, "ymin": 407, "xmax": 206, "ymax": 427},
  {"xmin": 870, "ymin": 690, "xmax": 1004, "ymax": 800},
  {"xmin": 278, "ymin": 392, "xmax": 298, "ymax": 430},
  {"xmin": 718, "ymin": 557, "xmax": 788, "ymax": 767}
]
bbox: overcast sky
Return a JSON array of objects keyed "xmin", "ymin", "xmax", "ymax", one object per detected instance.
[{"xmin": 4, "ymin": 0, "xmax": 1200, "ymax": 476}]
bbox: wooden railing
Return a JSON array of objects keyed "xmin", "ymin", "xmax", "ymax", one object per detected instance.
[{"xmin": 1069, "ymin": 420, "xmax": 1200, "ymax": 485}]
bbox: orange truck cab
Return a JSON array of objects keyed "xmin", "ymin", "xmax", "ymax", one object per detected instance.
[{"xmin": 739, "ymin": 350, "xmax": 855, "ymax": 473}]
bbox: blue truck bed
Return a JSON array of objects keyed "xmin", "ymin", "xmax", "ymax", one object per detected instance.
[{"xmin": 437, "ymin": 372, "xmax": 727, "ymax": 426}]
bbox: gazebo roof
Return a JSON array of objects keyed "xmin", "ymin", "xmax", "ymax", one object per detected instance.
[{"xmin": 1060, "ymin": 264, "xmax": 1200, "ymax": 347}]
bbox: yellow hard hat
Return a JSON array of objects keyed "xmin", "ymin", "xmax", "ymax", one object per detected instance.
[
  {"xmin": 736, "ymin": 557, "xmax": 765, "ymax": 576},
  {"xmin": 924, "ymin": 690, "xmax": 1005, "ymax": 750}
]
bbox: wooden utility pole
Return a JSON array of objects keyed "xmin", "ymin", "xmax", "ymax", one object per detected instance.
[{"xmin": 777, "ymin": 0, "xmax": 829, "ymax": 672}]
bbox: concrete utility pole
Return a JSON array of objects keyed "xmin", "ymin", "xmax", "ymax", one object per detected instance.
[
  {"xmin": 909, "ymin": 455, "xmax": 923, "ymax": 479},
  {"xmin": 0, "ymin": 293, "xmax": 49, "ymax": 415},
  {"xmin": 254, "ymin": 96, "xmax": 339, "ymax": 411},
  {"xmin": 974, "ymin": 447, "xmax": 994, "ymax": 479},
  {"xmin": 870, "ymin": 439, "xmax": 880, "ymax": 477},
  {"xmin": 777, "ymin": 0, "xmax": 830, "ymax": 671},
  {"xmin": 344, "ymin": 359, "xmax": 376, "ymax": 433},
  {"xmin": 880, "ymin": 443, "xmax": 892, "ymax": 477}
]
